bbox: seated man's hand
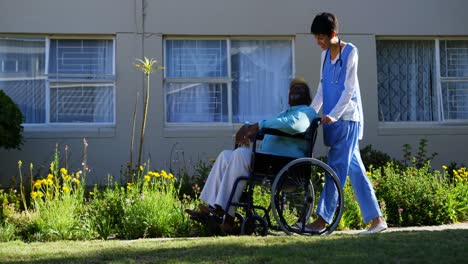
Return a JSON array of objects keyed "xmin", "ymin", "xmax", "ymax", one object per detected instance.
[
  {"xmin": 235, "ymin": 125, "xmax": 250, "ymax": 147},
  {"xmin": 235, "ymin": 123, "xmax": 259, "ymax": 147},
  {"xmin": 244, "ymin": 123, "xmax": 259, "ymax": 141}
]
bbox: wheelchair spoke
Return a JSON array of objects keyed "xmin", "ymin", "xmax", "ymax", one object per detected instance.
[{"xmin": 271, "ymin": 158, "xmax": 344, "ymax": 235}]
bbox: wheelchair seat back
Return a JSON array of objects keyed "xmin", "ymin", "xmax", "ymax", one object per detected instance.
[{"xmin": 250, "ymin": 117, "xmax": 321, "ymax": 179}]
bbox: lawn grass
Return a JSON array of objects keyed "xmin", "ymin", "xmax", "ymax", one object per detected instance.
[{"xmin": 0, "ymin": 229, "xmax": 466, "ymax": 263}]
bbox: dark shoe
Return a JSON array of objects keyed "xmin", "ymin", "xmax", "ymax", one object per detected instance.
[
  {"xmin": 295, "ymin": 222, "xmax": 325, "ymax": 233},
  {"xmin": 184, "ymin": 209, "xmax": 208, "ymax": 223},
  {"xmin": 220, "ymin": 215, "xmax": 235, "ymax": 233},
  {"xmin": 198, "ymin": 204, "xmax": 213, "ymax": 215},
  {"xmin": 199, "ymin": 204, "xmax": 224, "ymax": 217}
]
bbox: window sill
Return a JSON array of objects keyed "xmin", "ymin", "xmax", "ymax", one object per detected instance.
[
  {"xmin": 23, "ymin": 125, "xmax": 116, "ymax": 139},
  {"xmin": 163, "ymin": 124, "xmax": 243, "ymax": 138},
  {"xmin": 378, "ymin": 122, "xmax": 468, "ymax": 135}
]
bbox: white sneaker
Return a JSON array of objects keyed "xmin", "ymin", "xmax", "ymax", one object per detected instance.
[{"xmin": 359, "ymin": 221, "xmax": 388, "ymax": 235}]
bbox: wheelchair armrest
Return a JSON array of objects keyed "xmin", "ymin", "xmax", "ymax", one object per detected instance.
[
  {"xmin": 255, "ymin": 117, "xmax": 321, "ymax": 140},
  {"xmin": 255, "ymin": 128, "xmax": 306, "ymax": 140},
  {"xmin": 251, "ymin": 117, "xmax": 321, "ymax": 155}
]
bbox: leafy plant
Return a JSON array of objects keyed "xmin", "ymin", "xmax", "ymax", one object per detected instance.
[
  {"xmin": 337, "ymin": 181, "xmax": 366, "ymax": 230},
  {"xmin": 0, "ymin": 90, "xmax": 24, "ymax": 150},
  {"xmin": 23, "ymin": 142, "xmax": 88, "ymax": 241},
  {"xmin": 369, "ymin": 162, "xmax": 460, "ymax": 226},
  {"xmin": 360, "ymin": 144, "xmax": 400, "ymax": 170},
  {"xmin": 401, "ymin": 139, "xmax": 438, "ymax": 168},
  {"xmin": 177, "ymin": 158, "xmax": 213, "ymax": 202},
  {"xmin": 0, "ymin": 222, "xmax": 18, "ymax": 242},
  {"xmin": 132, "ymin": 57, "xmax": 164, "ymax": 168},
  {"xmin": 117, "ymin": 168, "xmax": 191, "ymax": 239},
  {"xmin": 86, "ymin": 181, "xmax": 125, "ymax": 240}
]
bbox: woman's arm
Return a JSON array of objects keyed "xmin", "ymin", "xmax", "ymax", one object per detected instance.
[
  {"xmin": 327, "ymin": 47, "xmax": 359, "ymax": 121},
  {"xmin": 310, "ymin": 50, "xmax": 327, "ymax": 112}
]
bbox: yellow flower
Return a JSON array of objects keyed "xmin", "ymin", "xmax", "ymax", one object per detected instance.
[
  {"xmin": 37, "ymin": 192, "xmax": 44, "ymax": 198},
  {"xmin": 168, "ymin": 173, "xmax": 175, "ymax": 179},
  {"xmin": 73, "ymin": 178, "xmax": 81, "ymax": 185},
  {"xmin": 161, "ymin": 170, "xmax": 168, "ymax": 178},
  {"xmin": 89, "ymin": 191, "xmax": 94, "ymax": 196},
  {"xmin": 442, "ymin": 165, "xmax": 448, "ymax": 170},
  {"xmin": 153, "ymin": 172, "xmax": 161, "ymax": 178},
  {"xmin": 366, "ymin": 171, "xmax": 371, "ymax": 176},
  {"xmin": 144, "ymin": 175, "xmax": 151, "ymax": 182},
  {"xmin": 47, "ymin": 174, "xmax": 54, "ymax": 180},
  {"xmin": 33, "ymin": 180, "xmax": 42, "ymax": 189},
  {"xmin": 60, "ymin": 168, "xmax": 68, "ymax": 175},
  {"xmin": 46, "ymin": 178, "xmax": 53, "ymax": 185},
  {"xmin": 139, "ymin": 166, "xmax": 144, "ymax": 171},
  {"xmin": 31, "ymin": 192, "xmax": 38, "ymax": 200},
  {"xmin": 127, "ymin": 182, "xmax": 133, "ymax": 190},
  {"xmin": 62, "ymin": 186, "xmax": 70, "ymax": 193}
]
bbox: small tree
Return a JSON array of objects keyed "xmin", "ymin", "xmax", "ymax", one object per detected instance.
[{"xmin": 0, "ymin": 90, "xmax": 24, "ymax": 150}]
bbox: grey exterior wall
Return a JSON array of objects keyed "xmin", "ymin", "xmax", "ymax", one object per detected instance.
[{"xmin": 0, "ymin": 0, "xmax": 467, "ymax": 184}]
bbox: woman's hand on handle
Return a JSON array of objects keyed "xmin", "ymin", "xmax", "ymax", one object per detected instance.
[{"xmin": 321, "ymin": 115, "xmax": 337, "ymax": 125}]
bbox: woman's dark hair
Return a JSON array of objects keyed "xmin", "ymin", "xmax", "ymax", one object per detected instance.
[{"xmin": 310, "ymin": 12, "xmax": 339, "ymax": 37}]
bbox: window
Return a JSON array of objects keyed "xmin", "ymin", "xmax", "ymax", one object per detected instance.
[
  {"xmin": 0, "ymin": 36, "xmax": 115, "ymax": 125},
  {"xmin": 377, "ymin": 39, "xmax": 468, "ymax": 123},
  {"xmin": 164, "ymin": 38, "xmax": 293, "ymax": 124}
]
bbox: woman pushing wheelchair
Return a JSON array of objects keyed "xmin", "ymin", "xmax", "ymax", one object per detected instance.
[{"xmin": 306, "ymin": 12, "xmax": 387, "ymax": 234}]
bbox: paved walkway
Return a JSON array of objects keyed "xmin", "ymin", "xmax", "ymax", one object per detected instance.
[{"xmin": 334, "ymin": 222, "xmax": 468, "ymax": 235}]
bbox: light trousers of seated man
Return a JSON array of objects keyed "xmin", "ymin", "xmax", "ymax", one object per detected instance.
[{"xmin": 199, "ymin": 147, "xmax": 252, "ymax": 216}]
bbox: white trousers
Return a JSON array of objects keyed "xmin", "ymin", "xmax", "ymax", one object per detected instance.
[{"xmin": 199, "ymin": 147, "xmax": 252, "ymax": 216}]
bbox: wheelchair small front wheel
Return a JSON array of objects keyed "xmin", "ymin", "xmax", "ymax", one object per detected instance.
[
  {"xmin": 241, "ymin": 215, "xmax": 268, "ymax": 236},
  {"xmin": 271, "ymin": 158, "xmax": 344, "ymax": 235}
]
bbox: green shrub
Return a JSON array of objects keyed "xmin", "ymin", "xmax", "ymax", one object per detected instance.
[
  {"xmin": 0, "ymin": 90, "xmax": 24, "ymax": 150},
  {"xmin": 360, "ymin": 145, "xmax": 400, "ymax": 170},
  {"xmin": 86, "ymin": 182, "xmax": 125, "ymax": 240},
  {"xmin": 447, "ymin": 183, "xmax": 468, "ymax": 222},
  {"xmin": 370, "ymin": 162, "xmax": 455, "ymax": 226},
  {"xmin": 337, "ymin": 181, "xmax": 366, "ymax": 230},
  {"xmin": 177, "ymin": 159, "xmax": 212, "ymax": 201},
  {"xmin": 2, "ymin": 203, "xmax": 39, "ymax": 241},
  {"xmin": 117, "ymin": 169, "xmax": 193, "ymax": 239},
  {"xmin": 0, "ymin": 221, "xmax": 18, "ymax": 242},
  {"xmin": 401, "ymin": 139, "xmax": 438, "ymax": 168}
]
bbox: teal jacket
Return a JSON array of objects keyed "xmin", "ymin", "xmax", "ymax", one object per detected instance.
[{"xmin": 258, "ymin": 105, "xmax": 319, "ymax": 158}]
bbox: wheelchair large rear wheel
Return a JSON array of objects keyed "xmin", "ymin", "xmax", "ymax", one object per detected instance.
[{"xmin": 271, "ymin": 158, "xmax": 343, "ymax": 235}]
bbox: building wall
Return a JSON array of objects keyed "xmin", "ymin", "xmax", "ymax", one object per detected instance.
[{"xmin": 0, "ymin": 0, "xmax": 467, "ymax": 184}]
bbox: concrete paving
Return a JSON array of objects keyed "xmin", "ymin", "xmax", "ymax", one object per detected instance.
[{"xmin": 334, "ymin": 222, "xmax": 468, "ymax": 235}]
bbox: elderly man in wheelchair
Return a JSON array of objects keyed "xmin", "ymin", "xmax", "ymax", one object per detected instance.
[{"xmin": 185, "ymin": 78, "xmax": 344, "ymax": 236}]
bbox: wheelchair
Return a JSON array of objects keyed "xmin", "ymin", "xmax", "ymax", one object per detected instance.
[{"xmin": 203, "ymin": 117, "xmax": 344, "ymax": 236}]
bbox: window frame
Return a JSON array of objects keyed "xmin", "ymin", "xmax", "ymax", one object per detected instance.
[
  {"xmin": 0, "ymin": 34, "xmax": 116, "ymax": 128},
  {"xmin": 163, "ymin": 36, "xmax": 295, "ymax": 127},
  {"xmin": 376, "ymin": 36, "xmax": 468, "ymax": 128}
]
